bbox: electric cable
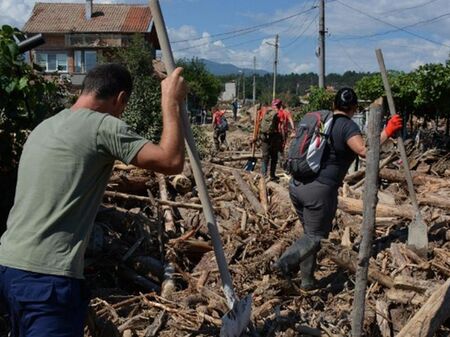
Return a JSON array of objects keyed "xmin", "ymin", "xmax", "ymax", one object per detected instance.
[{"xmin": 334, "ymin": 0, "xmax": 450, "ymax": 48}]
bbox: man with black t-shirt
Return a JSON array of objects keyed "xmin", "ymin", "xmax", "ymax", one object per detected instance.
[{"xmin": 275, "ymin": 88, "xmax": 403, "ymax": 290}]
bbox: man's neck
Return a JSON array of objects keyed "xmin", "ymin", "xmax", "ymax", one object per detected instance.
[{"xmin": 71, "ymin": 95, "xmax": 108, "ymax": 114}]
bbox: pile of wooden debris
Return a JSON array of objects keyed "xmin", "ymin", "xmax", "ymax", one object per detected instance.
[{"xmin": 82, "ymin": 114, "xmax": 450, "ymax": 336}]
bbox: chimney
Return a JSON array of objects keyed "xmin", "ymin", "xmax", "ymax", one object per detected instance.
[{"xmin": 85, "ymin": 0, "xmax": 93, "ymax": 20}]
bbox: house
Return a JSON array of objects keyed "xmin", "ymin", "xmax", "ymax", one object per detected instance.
[
  {"xmin": 22, "ymin": 0, "xmax": 160, "ymax": 85},
  {"xmin": 219, "ymin": 82, "xmax": 237, "ymax": 102}
]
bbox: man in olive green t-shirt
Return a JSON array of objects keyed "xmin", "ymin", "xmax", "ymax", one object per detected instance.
[{"xmin": 0, "ymin": 64, "xmax": 186, "ymax": 337}]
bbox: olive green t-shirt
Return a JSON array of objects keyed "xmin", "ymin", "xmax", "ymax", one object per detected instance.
[{"xmin": 0, "ymin": 108, "xmax": 148, "ymax": 279}]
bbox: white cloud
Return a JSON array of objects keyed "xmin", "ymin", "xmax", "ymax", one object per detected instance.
[{"xmin": 2, "ymin": 0, "xmax": 449, "ymax": 74}]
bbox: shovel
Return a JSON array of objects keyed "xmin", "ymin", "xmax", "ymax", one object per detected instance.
[
  {"xmin": 149, "ymin": 1, "xmax": 253, "ymax": 335},
  {"xmin": 376, "ymin": 49, "xmax": 428, "ymax": 255},
  {"xmin": 244, "ymin": 107, "xmax": 259, "ymax": 171}
]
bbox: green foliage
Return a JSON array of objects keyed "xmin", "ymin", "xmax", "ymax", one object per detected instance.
[
  {"xmin": 354, "ymin": 74, "xmax": 385, "ymax": 102},
  {"xmin": 123, "ymin": 76, "xmax": 162, "ymax": 142},
  {"xmin": 0, "ymin": 25, "xmax": 68, "ymax": 172},
  {"xmin": 303, "ymin": 86, "xmax": 334, "ymax": 113},
  {"xmin": 191, "ymin": 125, "xmax": 209, "ymax": 158},
  {"xmin": 355, "ymin": 63, "xmax": 450, "ymax": 134},
  {"xmin": 219, "ymin": 71, "xmax": 371, "ymax": 104},
  {"xmin": 176, "ymin": 58, "xmax": 221, "ymax": 109},
  {"xmin": 414, "ymin": 63, "xmax": 450, "ymax": 115},
  {"xmin": 108, "ymin": 34, "xmax": 162, "ymax": 142}
]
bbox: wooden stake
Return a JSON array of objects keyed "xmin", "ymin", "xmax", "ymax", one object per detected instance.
[{"xmin": 351, "ymin": 98, "xmax": 383, "ymax": 337}]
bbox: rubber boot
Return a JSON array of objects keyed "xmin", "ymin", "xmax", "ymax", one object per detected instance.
[
  {"xmin": 299, "ymin": 249, "xmax": 319, "ymax": 290},
  {"xmin": 261, "ymin": 161, "xmax": 268, "ymax": 177},
  {"xmin": 274, "ymin": 235, "xmax": 319, "ymax": 279}
]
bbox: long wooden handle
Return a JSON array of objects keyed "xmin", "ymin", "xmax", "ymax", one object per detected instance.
[
  {"xmin": 149, "ymin": 0, "xmax": 237, "ymax": 309},
  {"xmin": 375, "ymin": 49, "xmax": 421, "ymax": 213}
]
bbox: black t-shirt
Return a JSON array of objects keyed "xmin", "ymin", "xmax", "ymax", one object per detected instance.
[{"xmin": 316, "ymin": 114, "xmax": 361, "ymax": 187}]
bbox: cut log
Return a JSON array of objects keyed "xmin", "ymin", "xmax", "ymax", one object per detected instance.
[
  {"xmin": 258, "ymin": 175, "xmax": 268, "ymax": 214},
  {"xmin": 418, "ymin": 193, "xmax": 450, "ymax": 210},
  {"xmin": 379, "ymin": 168, "xmax": 450, "ymax": 186},
  {"xmin": 157, "ymin": 173, "xmax": 176, "ymax": 235},
  {"xmin": 396, "ymin": 278, "xmax": 450, "ymax": 337},
  {"xmin": 231, "ymin": 170, "xmax": 265, "ymax": 214},
  {"xmin": 170, "ymin": 174, "xmax": 192, "ymax": 195},
  {"xmin": 338, "ymin": 196, "xmax": 414, "ymax": 219}
]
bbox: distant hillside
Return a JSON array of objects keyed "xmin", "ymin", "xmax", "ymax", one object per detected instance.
[{"xmin": 200, "ymin": 59, "xmax": 268, "ymax": 76}]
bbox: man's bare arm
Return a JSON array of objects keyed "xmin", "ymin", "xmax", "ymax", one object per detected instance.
[{"xmin": 131, "ymin": 67, "xmax": 187, "ymax": 174}]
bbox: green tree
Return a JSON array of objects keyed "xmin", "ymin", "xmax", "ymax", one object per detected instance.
[
  {"xmin": 302, "ymin": 86, "xmax": 335, "ymax": 115},
  {"xmin": 413, "ymin": 62, "xmax": 450, "ymax": 134},
  {"xmin": 0, "ymin": 24, "xmax": 68, "ymax": 171},
  {"xmin": 0, "ymin": 25, "xmax": 69, "ymax": 233},
  {"xmin": 176, "ymin": 58, "xmax": 222, "ymax": 110},
  {"xmin": 107, "ymin": 34, "xmax": 163, "ymax": 142},
  {"xmin": 354, "ymin": 74, "xmax": 385, "ymax": 102}
]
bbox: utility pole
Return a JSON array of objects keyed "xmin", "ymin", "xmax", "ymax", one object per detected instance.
[
  {"xmin": 273, "ymin": 34, "xmax": 279, "ymax": 100},
  {"xmin": 242, "ymin": 71, "xmax": 246, "ymax": 104},
  {"xmin": 265, "ymin": 34, "xmax": 279, "ymax": 100},
  {"xmin": 318, "ymin": 0, "xmax": 326, "ymax": 88},
  {"xmin": 252, "ymin": 56, "xmax": 256, "ymax": 105}
]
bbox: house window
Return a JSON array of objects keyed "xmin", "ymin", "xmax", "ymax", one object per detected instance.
[
  {"xmin": 74, "ymin": 50, "xmax": 97, "ymax": 73},
  {"xmin": 35, "ymin": 52, "xmax": 67, "ymax": 72}
]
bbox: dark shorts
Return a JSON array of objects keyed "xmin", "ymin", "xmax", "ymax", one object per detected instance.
[
  {"xmin": 0, "ymin": 265, "xmax": 90, "ymax": 337},
  {"xmin": 289, "ymin": 179, "xmax": 338, "ymax": 241}
]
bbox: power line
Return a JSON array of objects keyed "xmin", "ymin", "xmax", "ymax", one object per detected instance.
[
  {"xmin": 379, "ymin": 0, "xmax": 441, "ymax": 15},
  {"xmin": 332, "ymin": 12, "xmax": 450, "ymax": 41},
  {"xmin": 173, "ymin": 4, "xmax": 318, "ymax": 53},
  {"xmin": 281, "ymin": 13, "xmax": 318, "ymax": 49},
  {"xmin": 334, "ymin": 0, "xmax": 450, "ymax": 48},
  {"xmin": 171, "ymin": 6, "xmax": 317, "ymax": 44},
  {"xmin": 329, "ymin": 40, "xmax": 365, "ymax": 72}
]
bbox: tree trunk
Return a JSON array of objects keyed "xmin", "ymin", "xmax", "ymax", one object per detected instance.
[{"xmin": 351, "ymin": 98, "xmax": 383, "ymax": 337}]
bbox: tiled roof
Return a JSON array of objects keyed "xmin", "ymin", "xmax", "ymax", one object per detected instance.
[{"xmin": 23, "ymin": 2, "xmax": 152, "ymax": 33}]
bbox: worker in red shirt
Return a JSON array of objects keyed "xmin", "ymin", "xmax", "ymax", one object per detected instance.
[
  {"xmin": 212, "ymin": 107, "xmax": 228, "ymax": 151},
  {"xmin": 253, "ymin": 99, "xmax": 286, "ymax": 181},
  {"xmin": 275, "ymin": 102, "xmax": 295, "ymax": 153}
]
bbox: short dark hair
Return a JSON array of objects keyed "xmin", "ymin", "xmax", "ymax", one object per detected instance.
[
  {"xmin": 81, "ymin": 64, "xmax": 133, "ymax": 100},
  {"xmin": 334, "ymin": 87, "xmax": 358, "ymax": 112}
]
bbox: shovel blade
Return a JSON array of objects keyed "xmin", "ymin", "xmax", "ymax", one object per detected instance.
[
  {"xmin": 407, "ymin": 212, "xmax": 428, "ymax": 256},
  {"xmin": 220, "ymin": 295, "xmax": 252, "ymax": 337},
  {"xmin": 244, "ymin": 158, "xmax": 257, "ymax": 171}
]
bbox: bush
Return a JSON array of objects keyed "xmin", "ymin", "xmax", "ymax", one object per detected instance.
[
  {"xmin": 0, "ymin": 25, "xmax": 68, "ymax": 172},
  {"xmin": 107, "ymin": 34, "xmax": 162, "ymax": 142}
]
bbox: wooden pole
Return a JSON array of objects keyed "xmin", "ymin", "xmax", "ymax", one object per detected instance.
[
  {"xmin": 376, "ymin": 49, "xmax": 428, "ymax": 255},
  {"xmin": 351, "ymin": 99, "xmax": 383, "ymax": 336}
]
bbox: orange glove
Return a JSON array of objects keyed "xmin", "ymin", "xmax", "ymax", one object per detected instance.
[{"xmin": 384, "ymin": 114, "xmax": 403, "ymax": 138}]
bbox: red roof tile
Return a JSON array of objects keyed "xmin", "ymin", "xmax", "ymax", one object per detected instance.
[{"xmin": 23, "ymin": 2, "xmax": 152, "ymax": 33}]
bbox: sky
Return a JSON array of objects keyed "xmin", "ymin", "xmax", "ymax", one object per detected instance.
[{"xmin": 2, "ymin": 0, "xmax": 450, "ymax": 74}]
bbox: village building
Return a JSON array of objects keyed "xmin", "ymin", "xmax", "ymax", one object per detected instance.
[{"xmin": 22, "ymin": 0, "xmax": 160, "ymax": 85}]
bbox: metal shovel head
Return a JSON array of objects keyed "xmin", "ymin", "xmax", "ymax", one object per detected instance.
[
  {"xmin": 244, "ymin": 157, "xmax": 257, "ymax": 171},
  {"xmin": 220, "ymin": 295, "xmax": 252, "ymax": 337},
  {"xmin": 407, "ymin": 211, "xmax": 428, "ymax": 257}
]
